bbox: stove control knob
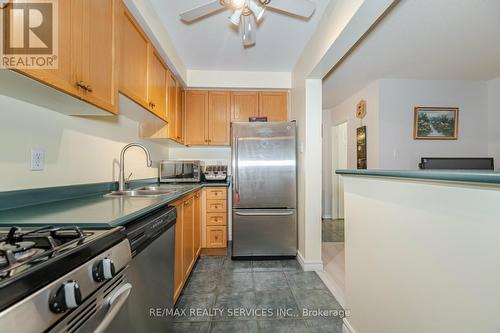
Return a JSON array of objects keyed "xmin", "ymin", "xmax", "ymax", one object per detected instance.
[
  {"xmin": 92, "ymin": 258, "xmax": 115, "ymax": 282},
  {"xmin": 49, "ymin": 281, "xmax": 82, "ymax": 313}
]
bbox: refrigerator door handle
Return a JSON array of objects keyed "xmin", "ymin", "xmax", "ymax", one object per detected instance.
[
  {"xmin": 235, "ymin": 211, "xmax": 294, "ymax": 217},
  {"xmin": 234, "ymin": 136, "xmax": 239, "ymax": 196}
]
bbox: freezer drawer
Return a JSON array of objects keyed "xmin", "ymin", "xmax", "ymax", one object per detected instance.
[{"xmin": 232, "ymin": 209, "xmax": 297, "ymax": 257}]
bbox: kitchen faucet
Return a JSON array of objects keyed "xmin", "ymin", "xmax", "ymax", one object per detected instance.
[{"xmin": 118, "ymin": 143, "xmax": 153, "ymax": 191}]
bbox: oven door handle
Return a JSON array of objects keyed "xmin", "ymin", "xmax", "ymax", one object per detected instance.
[{"xmin": 93, "ymin": 283, "xmax": 132, "ymax": 333}]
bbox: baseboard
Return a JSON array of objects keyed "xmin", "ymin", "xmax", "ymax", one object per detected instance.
[
  {"xmin": 296, "ymin": 250, "xmax": 324, "ymax": 271},
  {"xmin": 343, "ymin": 319, "xmax": 356, "ymax": 333}
]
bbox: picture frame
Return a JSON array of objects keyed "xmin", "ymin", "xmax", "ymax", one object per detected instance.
[{"xmin": 413, "ymin": 107, "xmax": 459, "ymax": 140}]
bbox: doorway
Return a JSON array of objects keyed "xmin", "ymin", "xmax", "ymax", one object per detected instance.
[{"xmin": 321, "ymin": 121, "xmax": 347, "ymax": 306}]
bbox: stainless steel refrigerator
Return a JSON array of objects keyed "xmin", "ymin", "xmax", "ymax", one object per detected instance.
[{"xmin": 231, "ymin": 122, "xmax": 297, "ymax": 258}]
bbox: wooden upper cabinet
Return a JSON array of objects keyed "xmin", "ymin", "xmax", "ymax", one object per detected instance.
[
  {"xmin": 175, "ymin": 85, "xmax": 185, "ymax": 143},
  {"xmin": 259, "ymin": 91, "xmax": 289, "ymax": 122},
  {"xmin": 209, "ymin": 91, "xmax": 231, "ymax": 145},
  {"xmin": 79, "ymin": 0, "xmax": 116, "ymax": 112},
  {"xmin": 185, "ymin": 91, "xmax": 209, "ymax": 145},
  {"xmin": 147, "ymin": 49, "xmax": 167, "ymax": 120},
  {"xmin": 167, "ymin": 71, "xmax": 177, "ymax": 139},
  {"xmin": 119, "ymin": 3, "xmax": 149, "ymax": 108},
  {"xmin": 231, "ymin": 91, "xmax": 259, "ymax": 122},
  {"xmin": 18, "ymin": 0, "xmax": 76, "ymax": 95}
]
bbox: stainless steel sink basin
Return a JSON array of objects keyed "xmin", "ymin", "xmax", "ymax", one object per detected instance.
[
  {"xmin": 105, "ymin": 186, "xmax": 178, "ymax": 197},
  {"xmin": 105, "ymin": 189, "xmax": 177, "ymax": 197}
]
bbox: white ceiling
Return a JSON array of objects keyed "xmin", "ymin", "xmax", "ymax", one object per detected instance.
[
  {"xmin": 322, "ymin": 0, "xmax": 500, "ymax": 109},
  {"xmin": 148, "ymin": 0, "xmax": 331, "ymax": 71}
]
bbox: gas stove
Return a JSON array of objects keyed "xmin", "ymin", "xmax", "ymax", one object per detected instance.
[{"xmin": 0, "ymin": 225, "xmax": 132, "ymax": 333}]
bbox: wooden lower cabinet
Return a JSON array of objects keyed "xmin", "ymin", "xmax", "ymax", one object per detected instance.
[
  {"xmin": 173, "ymin": 190, "xmax": 202, "ymax": 303},
  {"xmin": 206, "ymin": 226, "xmax": 227, "ymax": 248},
  {"xmin": 204, "ymin": 188, "xmax": 228, "ymax": 249}
]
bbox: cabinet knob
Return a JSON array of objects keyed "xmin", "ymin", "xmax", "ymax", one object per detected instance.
[
  {"xmin": 76, "ymin": 81, "xmax": 86, "ymax": 90},
  {"xmin": 85, "ymin": 84, "xmax": 93, "ymax": 93}
]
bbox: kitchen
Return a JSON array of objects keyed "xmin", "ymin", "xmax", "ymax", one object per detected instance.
[
  {"xmin": 2, "ymin": 0, "xmax": 499, "ymax": 333},
  {"xmin": 0, "ymin": 0, "xmax": 341, "ymax": 332}
]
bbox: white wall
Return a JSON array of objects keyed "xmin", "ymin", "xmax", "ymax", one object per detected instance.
[
  {"xmin": 330, "ymin": 81, "xmax": 380, "ymax": 169},
  {"xmin": 187, "ymin": 70, "xmax": 291, "ymax": 90},
  {"xmin": 291, "ymin": 0, "xmax": 366, "ymax": 268},
  {"xmin": 488, "ymin": 77, "xmax": 500, "ymax": 164},
  {"xmin": 379, "ymin": 79, "xmax": 489, "ymax": 169},
  {"xmin": 0, "ymin": 95, "xmax": 168, "ymax": 191},
  {"xmin": 328, "ymin": 79, "xmax": 491, "ymax": 171},
  {"xmin": 168, "ymin": 147, "xmax": 232, "ymax": 174},
  {"xmin": 343, "ymin": 175, "xmax": 500, "ymax": 333}
]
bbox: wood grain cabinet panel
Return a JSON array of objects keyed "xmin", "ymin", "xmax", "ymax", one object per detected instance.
[
  {"xmin": 206, "ymin": 226, "xmax": 227, "ymax": 248},
  {"xmin": 207, "ymin": 213, "xmax": 227, "ymax": 226},
  {"xmin": 182, "ymin": 196, "xmax": 195, "ymax": 279},
  {"xmin": 259, "ymin": 91, "xmax": 289, "ymax": 122},
  {"xmin": 175, "ymin": 84, "xmax": 185, "ymax": 143},
  {"xmin": 206, "ymin": 200, "xmax": 226, "ymax": 213},
  {"xmin": 172, "ymin": 199, "xmax": 184, "ymax": 302},
  {"xmin": 18, "ymin": 0, "xmax": 77, "ymax": 97},
  {"xmin": 80, "ymin": 0, "xmax": 116, "ymax": 112},
  {"xmin": 147, "ymin": 49, "xmax": 167, "ymax": 120},
  {"xmin": 206, "ymin": 188, "xmax": 227, "ymax": 200},
  {"xmin": 185, "ymin": 91, "xmax": 209, "ymax": 145},
  {"xmin": 194, "ymin": 191, "xmax": 202, "ymax": 257},
  {"xmin": 231, "ymin": 91, "xmax": 259, "ymax": 122},
  {"xmin": 119, "ymin": 4, "xmax": 149, "ymax": 108},
  {"xmin": 208, "ymin": 91, "xmax": 231, "ymax": 145}
]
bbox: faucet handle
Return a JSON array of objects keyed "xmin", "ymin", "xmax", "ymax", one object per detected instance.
[{"xmin": 125, "ymin": 172, "xmax": 133, "ymax": 184}]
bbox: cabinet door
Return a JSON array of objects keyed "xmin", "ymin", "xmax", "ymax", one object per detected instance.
[
  {"xmin": 208, "ymin": 91, "xmax": 231, "ymax": 145},
  {"xmin": 166, "ymin": 71, "xmax": 177, "ymax": 139},
  {"xmin": 182, "ymin": 196, "xmax": 195, "ymax": 279},
  {"xmin": 231, "ymin": 91, "xmax": 259, "ymax": 122},
  {"xmin": 18, "ymin": 0, "xmax": 77, "ymax": 96},
  {"xmin": 147, "ymin": 49, "xmax": 167, "ymax": 120},
  {"xmin": 185, "ymin": 91, "xmax": 209, "ymax": 145},
  {"xmin": 259, "ymin": 92, "xmax": 289, "ymax": 122},
  {"xmin": 173, "ymin": 200, "xmax": 183, "ymax": 302},
  {"xmin": 206, "ymin": 226, "xmax": 227, "ymax": 248},
  {"xmin": 194, "ymin": 191, "xmax": 202, "ymax": 257},
  {"xmin": 80, "ymin": 0, "xmax": 116, "ymax": 112},
  {"xmin": 119, "ymin": 4, "xmax": 149, "ymax": 108},
  {"xmin": 175, "ymin": 84, "xmax": 184, "ymax": 143}
]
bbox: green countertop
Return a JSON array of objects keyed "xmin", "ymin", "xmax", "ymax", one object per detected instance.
[
  {"xmin": 0, "ymin": 182, "xmax": 230, "ymax": 228},
  {"xmin": 336, "ymin": 169, "xmax": 500, "ymax": 185}
]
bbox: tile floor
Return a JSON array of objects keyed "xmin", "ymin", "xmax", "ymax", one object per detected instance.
[
  {"xmin": 322, "ymin": 219, "xmax": 344, "ymax": 243},
  {"xmin": 173, "ymin": 253, "xmax": 345, "ymax": 333}
]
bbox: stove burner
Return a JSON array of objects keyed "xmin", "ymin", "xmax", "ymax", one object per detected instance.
[
  {"xmin": 0, "ymin": 241, "xmax": 36, "ymax": 253},
  {"xmin": 0, "ymin": 226, "xmax": 90, "ymax": 271}
]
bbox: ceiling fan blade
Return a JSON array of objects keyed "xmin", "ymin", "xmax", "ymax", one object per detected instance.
[
  {"xmin": 267, "ymin": 0, "xmax": 316, "ymax": 18},
  {"xmin": 180, "ymin": 1, "xmax": 225, "ymax": 22}
]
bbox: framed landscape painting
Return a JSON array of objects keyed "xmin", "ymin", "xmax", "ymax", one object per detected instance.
[{"xmin": 413, "ymin": 107, "xmax": 459, "ymax": 140}]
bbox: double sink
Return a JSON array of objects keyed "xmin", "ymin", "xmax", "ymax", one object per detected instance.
[{"xmin": 106, "ymin": 185, "xmax": 186, "ymax": 198}]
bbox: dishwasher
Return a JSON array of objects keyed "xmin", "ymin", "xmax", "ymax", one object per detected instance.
[{"xmin": 106, "ymin": 205, "xmax": 177, "ymax": 333}]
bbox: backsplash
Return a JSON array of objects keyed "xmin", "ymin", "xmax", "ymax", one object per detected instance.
[{"xmin": 168, "ymin": 147, "xmax": 232, "ymax": 174}]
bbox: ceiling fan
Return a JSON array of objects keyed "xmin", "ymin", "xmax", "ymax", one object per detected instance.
[{"xmin": 180, "ymin": 0, "xmax": 316, "ymax": 47}]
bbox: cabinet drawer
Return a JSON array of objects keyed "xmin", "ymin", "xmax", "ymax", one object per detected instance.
[
  {"xmin": 206, "ymin": 226, "xmax": 227, "ymax": 248},
  {"xmin": 207, "ymin": 213, "xmax": 227, "ymax": 226},
  {"xmin": 206, "ymin": 188, "xmax": 227, "ymax": 200},
  {"xmin": 207, "ymin": 200, "xmax": 226, "ymax": 212}
]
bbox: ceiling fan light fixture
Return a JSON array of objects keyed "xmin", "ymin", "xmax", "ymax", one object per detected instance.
[
  {"xmin": 249, "ymin": 0, "xmax": 265, "ymax": 21},
  {"xmin": 229, "ymin": 9, "xmax": 242, "ymax": 26},
  {"xmin": 229, "ymin": 0, "xmax": 246, "ymax": 10}
]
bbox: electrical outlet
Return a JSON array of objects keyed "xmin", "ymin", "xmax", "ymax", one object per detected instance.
[{"xmin": 31, "ymin": 149, "xmax": 45, "ymax": 171}]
